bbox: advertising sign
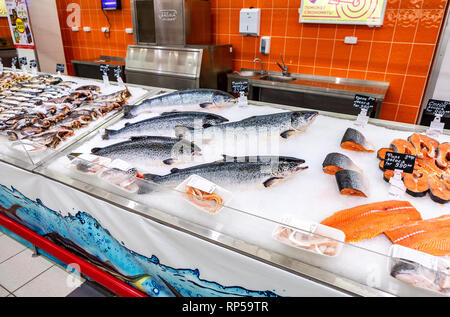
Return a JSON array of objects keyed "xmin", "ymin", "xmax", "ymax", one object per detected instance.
[
  {"xmin": 5, "ymin": 0, "xmax": 35, "ymax": 49},
  {"xmin": 299, "ymin": 0, "xmax": 387, "ymax": 26}
]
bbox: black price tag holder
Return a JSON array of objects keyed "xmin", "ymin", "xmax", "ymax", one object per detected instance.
[
  {"xmin": 30, "ymin": 60, "xmax": 37, "ymax": 76},
  {"xmin": 11, "ymin": 57, "xmax": 17, "ymax": 73},
  {"xmin": 353, "ymin": 94, "xmax": 376, "ymax": 128},
  {"xmin": 424, "ymin": 99, "xmax": 448, "ymax": 138},
  {"xmin": 56, "ymin": 63, "xmax": 65, "ymax": 76},
  {"xmin": 100, "ymin": 64, "xmax": 110, "ymax": 87},
  {"xmin": 383, "ymin": 152, "xmax": 416, "ymax": 198},
  {"xmin": 232, "ymin": 81, "xmax": 249, "ymax": 107},
  {"xmin": 19, "ymin": 57, "xmax": 28, "ymax": 74}
]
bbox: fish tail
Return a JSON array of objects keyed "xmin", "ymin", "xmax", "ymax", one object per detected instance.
[
  {"xmin": 123, "ymin": 105, "xmax": 136, "ymax": 119},
  {"xmin": 91, "ymin": 147, "xmax": 102, "ymax": 154},
  {"xmin": 102, "ymin": 129, "xmax": 115, "ymax": 140}
]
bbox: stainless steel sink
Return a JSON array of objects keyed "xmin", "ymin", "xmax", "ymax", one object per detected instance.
[
  {"xmin": 234, "ymin": 70, "xmax": 263, "ymax": 77},
  {"xmin": 260, "ymin": 75, "xmax": 295, "ymax": 83}
]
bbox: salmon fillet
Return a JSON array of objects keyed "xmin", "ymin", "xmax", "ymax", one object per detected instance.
[
  {"xmin": 385, "ymin": 215, "xmax": 450, "ymax": 256},
  {"xmin": 321, "ymin": 201, "xmax": 422, "ymax": 243}
]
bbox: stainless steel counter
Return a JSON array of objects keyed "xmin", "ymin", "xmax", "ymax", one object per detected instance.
[{"xmin": 228, "ymin": 69, "xmax": 390, "ymax": 118}]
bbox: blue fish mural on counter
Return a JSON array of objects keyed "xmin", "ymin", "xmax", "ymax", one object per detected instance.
[{"xmin": 0, "ymin": 184, "xmax": 280, "ymax": 297}]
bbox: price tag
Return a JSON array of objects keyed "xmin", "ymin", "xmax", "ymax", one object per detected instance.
[
  {"xmin": 424, "ymin": 99, "xmax": 448, "ymax": 138},
  {"xmin": 19, "ymin": 57, "xmax": 27, "ymax": 66},
  {"xmin": 390, "ymin": 245, "xmax": 438, "ymax": 272},
  {"xmin": 383, "ymin": 152, "xmax": 416, "ymax": 174},
  {"xmin": 425, "ymin": 99, "xmax": 449, "ymax": 117},
  {"xmin": 114, "ymin": 66, "xmax": 125, "ymax": 87},
  {"xmin": 353, "ymin": 95, "xmax": 376, "ymax": 128},
  {"xmin": 232, "ymin": 81, "xmax": 249, "ymax": 94},
  {"xmin": 11, "ymin": 57, "xmax": 17, "ymax": 73},
  {"xmin": 30, "ymin": 60, "xmax": 37, "ymax": 76},
  {"xmin": 56, "ymin": 63, "xmax": 65, "ymax": 75},
  {"xmin": 100, "ymin": 64, "xmax": 110, "ymax": 86},
  {"xmin": 186, "ymin": 175, "xmax": 217, "ymax": 194},
  {"xmin": 108, "ymin": 159, "xmax": 133, "ymax": 172}
]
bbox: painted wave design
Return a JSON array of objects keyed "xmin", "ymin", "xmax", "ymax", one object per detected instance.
[{"xmin": 0, "ymin": 184, "xmax": 279, "ymax": 297}]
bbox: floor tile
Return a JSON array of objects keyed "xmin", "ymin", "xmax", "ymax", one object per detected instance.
[
  {"xmin": 0, "ymin": 285, "xmax": 9, "ymax": 297},
  {"xmin": 0, "ymin": 235, "xmax": 27, "ymax": 263},
  {"xmin": 0, "ymin": 249, "xmax": 54, "ymax": 292},
  {"xmin": 14, "ymin": 265, "xmax": 85, "ymax": 297}
]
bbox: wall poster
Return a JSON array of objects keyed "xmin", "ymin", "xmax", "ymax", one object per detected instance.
[
  {"xmin": 299, "ymin": 0, "xmax": 387, "ymax": 26},
  {"xmin": 5, "ymin": 0, "xmax": 35, "ymax": 49}
]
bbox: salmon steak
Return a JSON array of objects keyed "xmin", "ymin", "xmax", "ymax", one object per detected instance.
[
  {"xmin": 385, "ymin": 215, "xmax": 450, "ymax": 256},
  {"xmin": 320, "ymin": 201, "xmax": 422, "ymax": 243},
  {"xmin": 377, "ymin": 133, "xmax": 450, "ymax": 204},
  {"xmin": 340, "ymin": 128, "xmax": 374, "ymax": 152}
]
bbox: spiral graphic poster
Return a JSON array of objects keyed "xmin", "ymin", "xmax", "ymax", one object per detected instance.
[{"xmin": 299, "ymin": 0, "xmax": 387, "ymax": 26}]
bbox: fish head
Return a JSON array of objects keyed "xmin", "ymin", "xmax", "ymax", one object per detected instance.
[
  {"xmin": 172, "ymin": 140, "xmax": 202, "ymax": 156},
  {"xmin": 291, "ymin": 111, "xmax": 319, "ymax": 131},
  {"xmin": 204, "ymin": 114, "xmax": 230, "ymax": 126},
  {"xmin": 212, "ymin": 93, "xmax": 236, "ymax": 107},
  {"xmin": 273, "ymin": 157, "xmax": 307, "ymax": 177}
]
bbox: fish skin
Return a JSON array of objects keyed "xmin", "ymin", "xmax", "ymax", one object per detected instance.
[
  {"xmin": 340, "ymin": 128, "xmax": 374, "ymax": 152},
  {"xmin": 322, "ymin": 152, "xmax": 362, "ymax": 175},
  {"xmin": 103, "ymin": 111, "xmax": 229, "ymax": 140},
  {"xmin": 335, "ymin": 169, "xmax": 368, "ymax": 197},
  {"xmin": 175, "ymin": 111, "xmax": 319, "ymax": 140},
  {"xmin": 141, "ymin": 155, "xmax": 307, "ymax": 192},
  {"xmin": 123, "ymin": 89, "xmax": 236, "ymax": 118},
  {"xmin": 91, "ymin": 136, "xmax": 202, "ymax": 165}
]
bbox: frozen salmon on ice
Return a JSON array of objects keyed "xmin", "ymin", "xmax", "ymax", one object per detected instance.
[
  {"xmin": 385, "ymin": 215, "xmax": 450, "ymax": 256},
  {"xmin": 320, "ymin": 201, "xmax": 422, "ymax": 243}
]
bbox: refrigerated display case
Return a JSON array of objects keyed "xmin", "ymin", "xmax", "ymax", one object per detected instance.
[{"xmin": 0, "ymin": 71, "xmax": 449, "ymax": 297}]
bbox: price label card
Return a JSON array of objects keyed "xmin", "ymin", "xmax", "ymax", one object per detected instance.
[
  {"xmin": 353, "ymin": 94, "xmax": 376, "ymax": 111},
  {"xmin": 232, "ymin": 81, "xmax": 249, "ymax": 94},
  {"xmin": 19, "ymin": 57, "xmax": 27, "ymax": 66},
  {"xmin": 29, "ymin": 60, "xmax": 37, "ymax": 68},
  {"xmin": 384, "ymin": 152, "xmax": 416, "ymax": 174},
  {"xmin": 186, "ymin": 175, "xmax": 217, "ymax": 194},
  {"xmin": 56, "ymin": 63, "xmax": 65, "ymax": 73},
  {"xmin": 425, "ymin": 99, "xmax": 449, "ymax": 118}
]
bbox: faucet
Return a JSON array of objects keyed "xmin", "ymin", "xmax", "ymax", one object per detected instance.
[
  {"xmin": 253, "ymin": 58, "xmax": 266, "ymax": 75},
  {"xmin": 275, "ymin": 54, "xmax": 288, "ymax": 76}
]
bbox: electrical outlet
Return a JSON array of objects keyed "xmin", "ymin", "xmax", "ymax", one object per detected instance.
[
  {"xmin": 101, "ymin": 27, "xmax": 110, "ymax": 33},
  {"xmin": 125, "ymin": 28, "xmax": 133, "ymax": 34},
  {"xmin": 71, "ymin": 27, "xmax": 79, "ymax": 32},
  {"xmin": 344, "ymin": 36, "xmax": 358, "ymax": 44},
  {"xmin": 83, "ymin": 27, "xmax": 91, "ymax": 32}
]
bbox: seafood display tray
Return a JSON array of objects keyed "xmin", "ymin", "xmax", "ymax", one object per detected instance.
[
  {"xmin": 39, "ymin": 97, "xmax": 450, "ymax": 297},
  {"xmin": 0, "ymin": 72, "xmax": 153, "ymax": 169}
]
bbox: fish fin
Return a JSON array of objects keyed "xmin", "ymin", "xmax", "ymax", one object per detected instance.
[
  {"xmin": 91, "ymin": 147, "xmax": 101, "ymax": 154},
  {"xmin": 200, "ymin": 102, "xmax": 213, "ymax": 109},
  {"xmin": 202, "ymin": 124, "xmax": 212, "ymax": 128},
  {"xmin": 175, "ymin": 126, "xmax": 194, "ymax": 139},
  {"xmin": 129, "ymin": 136, "xmax": 152, "ymax": 141},
  {"xmin": 280, "ymin": 130, "xmax": 296, "ymax": 139},
  {"xmin": 102, "ymin": 129, "xmax": 114, "ymax": 140},
  {"xmin": 123, "ymin": 105, "xmax": 136, "ymax": 119},
  {"xmin": 160, "ymin": 111, "xmax": 180, "ymax": 116},
  {"xmin": 263, "ymin": 177, "xmax": 284, "ymax": 188},
  {"xmin": 163, "ymin": 158, "xmax": 176, "ymax": 165},
  {"xmin": 124, "ymin": 122, "xmax": 131, "ymax": 127},
  {"xmin": 6, "ymin": 131, "xmax": 18, "ymax": 141},
  {"xmin": 67, "ymin": 153, "xmax": 81, "ymax": 160},
  {"xmin": 170, "ymin": 168, "xmax": 180, "ymax": 173}
]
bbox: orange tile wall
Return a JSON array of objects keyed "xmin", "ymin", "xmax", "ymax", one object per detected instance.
[
  {"xmin": 55, "ymin": 0, "xmax": 135, "ymax": 76},
  {"xmin": 54, "ymin": 1, "xmax": 448, "ymax": 124},
  {"xmin": 211, "ymin": 0, "xmax": 449, "ymax": 124}
]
